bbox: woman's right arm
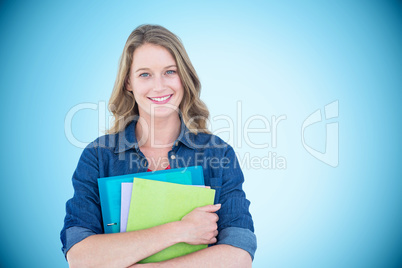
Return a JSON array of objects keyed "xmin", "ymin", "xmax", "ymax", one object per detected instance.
[
  {"xmin": 67, "ymin": 222, "xmax": 180, "ymax": 268},
  {"xmin": 67, "ymin": 204, "xmax": 220, "ymax": 268},
  {"xmin": 62, "ymin": 141, "xmax": 219, "ymax": 267}
]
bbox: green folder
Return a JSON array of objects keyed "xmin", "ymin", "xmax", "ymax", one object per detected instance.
[{"xmin": 127, "ymin": 178, "xmax": 216, "ymax": 263}]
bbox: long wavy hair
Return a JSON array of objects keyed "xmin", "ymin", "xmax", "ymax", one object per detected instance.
[{"xmin": 107, "ymin": 24, "xmax": 210, "ymax": 134}]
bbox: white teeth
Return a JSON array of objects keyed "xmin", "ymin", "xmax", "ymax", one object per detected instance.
[{"xmin": 150, "ymin": 95, "xmax": 170, "ymax": 102}]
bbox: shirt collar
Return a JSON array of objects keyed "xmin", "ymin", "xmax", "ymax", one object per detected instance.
[
  {"xmin": 114, "ymin": 117, "xmax": 197, "ymax": 154},
  {"xmin": 114, "ymin": 120, "xmax": 139, "ymax": 154},
  {"xmin": 176, "ymin": 118, "xmax": 197, "ymax": 150}
]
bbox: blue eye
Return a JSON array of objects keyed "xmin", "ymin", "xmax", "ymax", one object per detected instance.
[
  {"xmin": 140, "ymin": 73, "xmax": 150, "ymax": 77},
  {"xmin": 166, "ymin": 70, "xmax": 176, "ymax": 75}
]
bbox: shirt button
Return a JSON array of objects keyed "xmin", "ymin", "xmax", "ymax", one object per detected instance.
[
  {"xmin": 170, "ymin": 155, "xmax": 176, "ymax": 160},
  {"xmin": 175, "ymin": 141, "xmax": 179, "ymax": 146}
]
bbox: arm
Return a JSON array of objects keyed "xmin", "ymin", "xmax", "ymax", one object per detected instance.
[
  {"xmin": 66, "ymin": 203, "xmax": 221, "ymax": 268},
  {"xmin": 161, "ymin": 244, "xmax": 252, "ymax": 268},
  {"xmin": 67, "ymin": 221, "xmax": 181, "ymax": 268},
  {"xmin": 131, "ymin": 244, "xmax": 252, "ymax": 268}
]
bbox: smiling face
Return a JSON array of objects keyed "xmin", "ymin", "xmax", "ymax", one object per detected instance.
[{"xmin": 126, "ymin": 43, "xmax": 184, "ymax": 121}]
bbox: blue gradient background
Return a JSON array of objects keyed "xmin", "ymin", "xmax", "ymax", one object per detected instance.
[{"xmin": 0, "ymin": 1, "xmax": 401, "ymax": 267}]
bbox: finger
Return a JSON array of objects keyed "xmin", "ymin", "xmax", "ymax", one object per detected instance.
[
  {"xmin": 209, "ymin": 237, "xmax": 217, "ymax": 244},
  {"xmin": 207, "ymin": 213, "xmax": 219, "ymax": 223},
  {"xmin": 213, "ymin": 230, "xmax": 219, "ymax": 237},
  {"xmin": 198, "ymin": 204, "xmax": 221, "ymax": 212},
  {"xmin": 205, "ymin": 186, "xmax": 211, "ymax": 189}
]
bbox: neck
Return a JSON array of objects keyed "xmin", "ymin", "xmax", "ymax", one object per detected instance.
[{"xmin": 135, "ymin": 114, "xmax": 181, "ymax": 149}]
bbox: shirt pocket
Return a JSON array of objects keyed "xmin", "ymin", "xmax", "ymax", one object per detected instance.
[{"xmin": 209, "ymin": 177, "xmax": 223, "ymax": 204}]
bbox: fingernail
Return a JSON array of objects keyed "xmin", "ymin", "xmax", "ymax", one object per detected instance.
[{"xmin": 215, "ymin": 204, "xmax": 221, "ymax": 207}]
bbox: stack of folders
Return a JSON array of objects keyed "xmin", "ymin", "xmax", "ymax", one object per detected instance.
[{"xmin": 98, "ymin": 166, "xmax": 216, "ymax": 263}]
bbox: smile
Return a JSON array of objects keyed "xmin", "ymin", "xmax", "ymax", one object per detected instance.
[{"xmin": 148, "ymin": 94, "xmax": 173, "ymax": 104}]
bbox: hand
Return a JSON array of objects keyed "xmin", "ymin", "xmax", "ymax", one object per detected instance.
[{"xmin": 180, "ymin": 204, "xmax": 221, "ymax": 245}]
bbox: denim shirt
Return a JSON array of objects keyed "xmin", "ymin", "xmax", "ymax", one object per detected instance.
[{"xmin": 60, "ymin": 119, "xmax": 257, "ymax": 260}]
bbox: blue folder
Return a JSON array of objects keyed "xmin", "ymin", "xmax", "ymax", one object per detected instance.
[{"xmin": 98, "ymin": 166, "xmax": 204, "ymax": 233}]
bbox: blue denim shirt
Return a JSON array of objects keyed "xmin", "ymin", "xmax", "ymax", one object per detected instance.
[{"xmin": 60, "ymin": 118, "xmax": 257, "ymax": 260}]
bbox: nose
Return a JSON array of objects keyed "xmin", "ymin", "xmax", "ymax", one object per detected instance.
[{"xmin": 153, "ymin": 75, "xmax": 165, "ymax": 92}]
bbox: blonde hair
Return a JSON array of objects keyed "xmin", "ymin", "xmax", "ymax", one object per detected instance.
[{"xmin": 107, "ymin": 24, "xmax": 210, "ymax": 134}]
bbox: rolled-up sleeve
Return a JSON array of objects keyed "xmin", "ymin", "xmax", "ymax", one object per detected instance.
[
  {"xmin": 63, "ymin": 226, "xmax": 97, "ymax": 256},
  {"xmin": 60, "ymin": 141, "xmax": 103, "ymax": 257},
  {"xmin": 216, "ymin": 227, "xmax": 257, "ymax": 260},
  {"xmin": 215, "ymin": 145, "xmax": 257, "ymax": 260}
]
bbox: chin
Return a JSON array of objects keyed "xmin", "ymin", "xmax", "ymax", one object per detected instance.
[{"xmin": 151, "ymin": 109, "xmax": 179, "ymax": 119}]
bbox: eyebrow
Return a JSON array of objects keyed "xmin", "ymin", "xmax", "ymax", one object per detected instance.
[{"xmin": 135, "ymin": 65, "xmax": 177, "ymax": 73}]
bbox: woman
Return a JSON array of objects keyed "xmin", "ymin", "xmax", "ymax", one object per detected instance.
[{"xmin": 61, "ymin": 24, "xmax": 256, "ymax": 267}]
